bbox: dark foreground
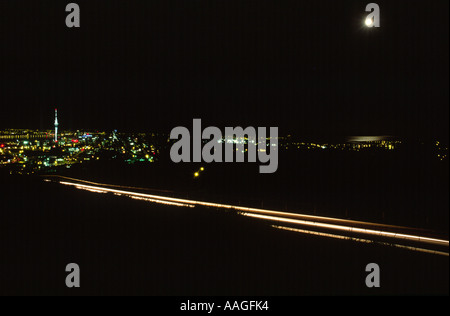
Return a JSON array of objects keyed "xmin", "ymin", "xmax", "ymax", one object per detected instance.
[{"xmin": 0, "ymin": 176, "xmax": 447, "ymax": 296}]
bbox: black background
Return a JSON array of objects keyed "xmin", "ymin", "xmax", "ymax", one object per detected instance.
[
  {"xmin": 0, "ymin": 0, "xmax": 448, "ymax": 298},
  {"xmin": 0, "ymin": 0, "xmax": 448, "ymax": 139}
]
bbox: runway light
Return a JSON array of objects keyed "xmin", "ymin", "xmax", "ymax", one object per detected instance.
[
  {"xmin": 365, "ymin": 18, "xmax": 373, "ymax": 27},
  {"xmin": 200, "ymin": 167, "xmax": 204, "ymax": 171},
  {"xmin": 194, "ymin": 172, "xmax": 199, "ymax": 177}
]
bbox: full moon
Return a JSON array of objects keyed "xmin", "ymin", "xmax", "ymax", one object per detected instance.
[{"xmin": 365, "ymin": 18, "xmax": 373, "ymax": 26}]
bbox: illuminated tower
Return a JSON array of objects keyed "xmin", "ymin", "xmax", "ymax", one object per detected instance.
[{"xmin": 54, "ymin": 108, "xmax": 59, "ymax": 143}]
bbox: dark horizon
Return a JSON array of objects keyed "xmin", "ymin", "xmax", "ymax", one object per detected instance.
[{"xmin": 1, "ymin": 0, "xmax": 448, "ymax": 137}]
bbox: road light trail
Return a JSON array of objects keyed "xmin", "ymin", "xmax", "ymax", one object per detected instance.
[
  {"xmin": 240, "ymin": 213, "xmax": 448, "ymax": 247},
  {"xmin": 54, "ymin": 175, "xmax": 433, "ymax": 233},
  {"xmin": 46, "ymin": 175, "xmax": 174, "ymax": 194},
  {"xmin": 272, "ymin": 225, "xmax": 449, "ymax": 257},
  {"xmin": 57, "ymin": 179, "xmax": 449, "ymax": 252}
]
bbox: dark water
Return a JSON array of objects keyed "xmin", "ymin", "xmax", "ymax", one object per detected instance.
[{"xmin": 0, "ymin": 174, "xmax": 448, "ymax": 295}]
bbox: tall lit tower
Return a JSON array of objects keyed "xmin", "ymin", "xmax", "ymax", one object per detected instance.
[{"xmin": 54, "ymin": 108, "xmax": 59, "ymax": 143}]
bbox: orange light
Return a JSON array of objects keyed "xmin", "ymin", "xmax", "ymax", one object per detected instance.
[{"xmin": 58, "ymin": 180, "xmax": 449, "ymax": 251}]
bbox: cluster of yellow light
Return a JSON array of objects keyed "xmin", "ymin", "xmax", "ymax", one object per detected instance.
[
  {"xmin": 438, "ymin": 154, "xmax": 447, "ymax": 161},
  {"xmin": 194, "ymin": 166, "xmax": 205, "ymax": 178}
]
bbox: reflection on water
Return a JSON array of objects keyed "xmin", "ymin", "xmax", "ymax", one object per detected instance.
[{"xmin": 346, "ymin": 136, "xmax": 395, "ymax": 142}]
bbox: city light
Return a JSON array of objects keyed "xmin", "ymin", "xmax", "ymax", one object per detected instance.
[{"xmin": 0, "ymin": 125, "xmax": 448, "ymax": 175}]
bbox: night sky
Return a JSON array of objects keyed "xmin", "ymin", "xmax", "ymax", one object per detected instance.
[{"xmin": 0, "ymin": 0, "xmax": 448, "ymax": 139}]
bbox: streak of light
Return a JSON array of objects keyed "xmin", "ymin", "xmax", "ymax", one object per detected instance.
[
  {"xmin": 130, "ymin": 196, "xmax": 195, "ymax": 208},
  {"xmin": 58, "ymin": 180, "xmax": 449, "ymax": 249},
  {"xmin": 59, "ymin": 181, "xmax": 233, "ymax": 209},
  {"xmin": 273, "ymin": 225, "xmax": 449, "ymax": 257},
  {"xmin": 56, "ymin": 178, "xmax": 413, "ymax": 231},
  {"xmin": 45, "ymin": 175, "xmax": 174, "ymax": 193},
  {"xmin": 74, "ymin": 186, "xmax": 108, "ymax": 194},
  {"xmin": 241, "ymin": 212, "xmax": 448, "ymax": 247},
  {"xmin": 69, "ymin": 182, "xmax": 193, "ymax": 207}
]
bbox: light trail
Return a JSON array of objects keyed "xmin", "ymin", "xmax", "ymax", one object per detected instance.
[
  {"xmin": 46, "ymin": 175, "xmax": 174, "ymax": 193},
  {"xmin": 67, "ymin": 183, "xmax": 192, "ymax": 208},
  {"xmin": 272, "ymin": 225, "xmax": 449, "ymax": 257},
  {"xmin": 240, "ymin": 213, "xmax": 449, "ymax": 247},
  {"xmin": 130, "ymin": 195, "xmax": 195, "ymax": 208},
  {"xmin": 57, "ymin": 180, "xmax": 449, "ymax": 252}
]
